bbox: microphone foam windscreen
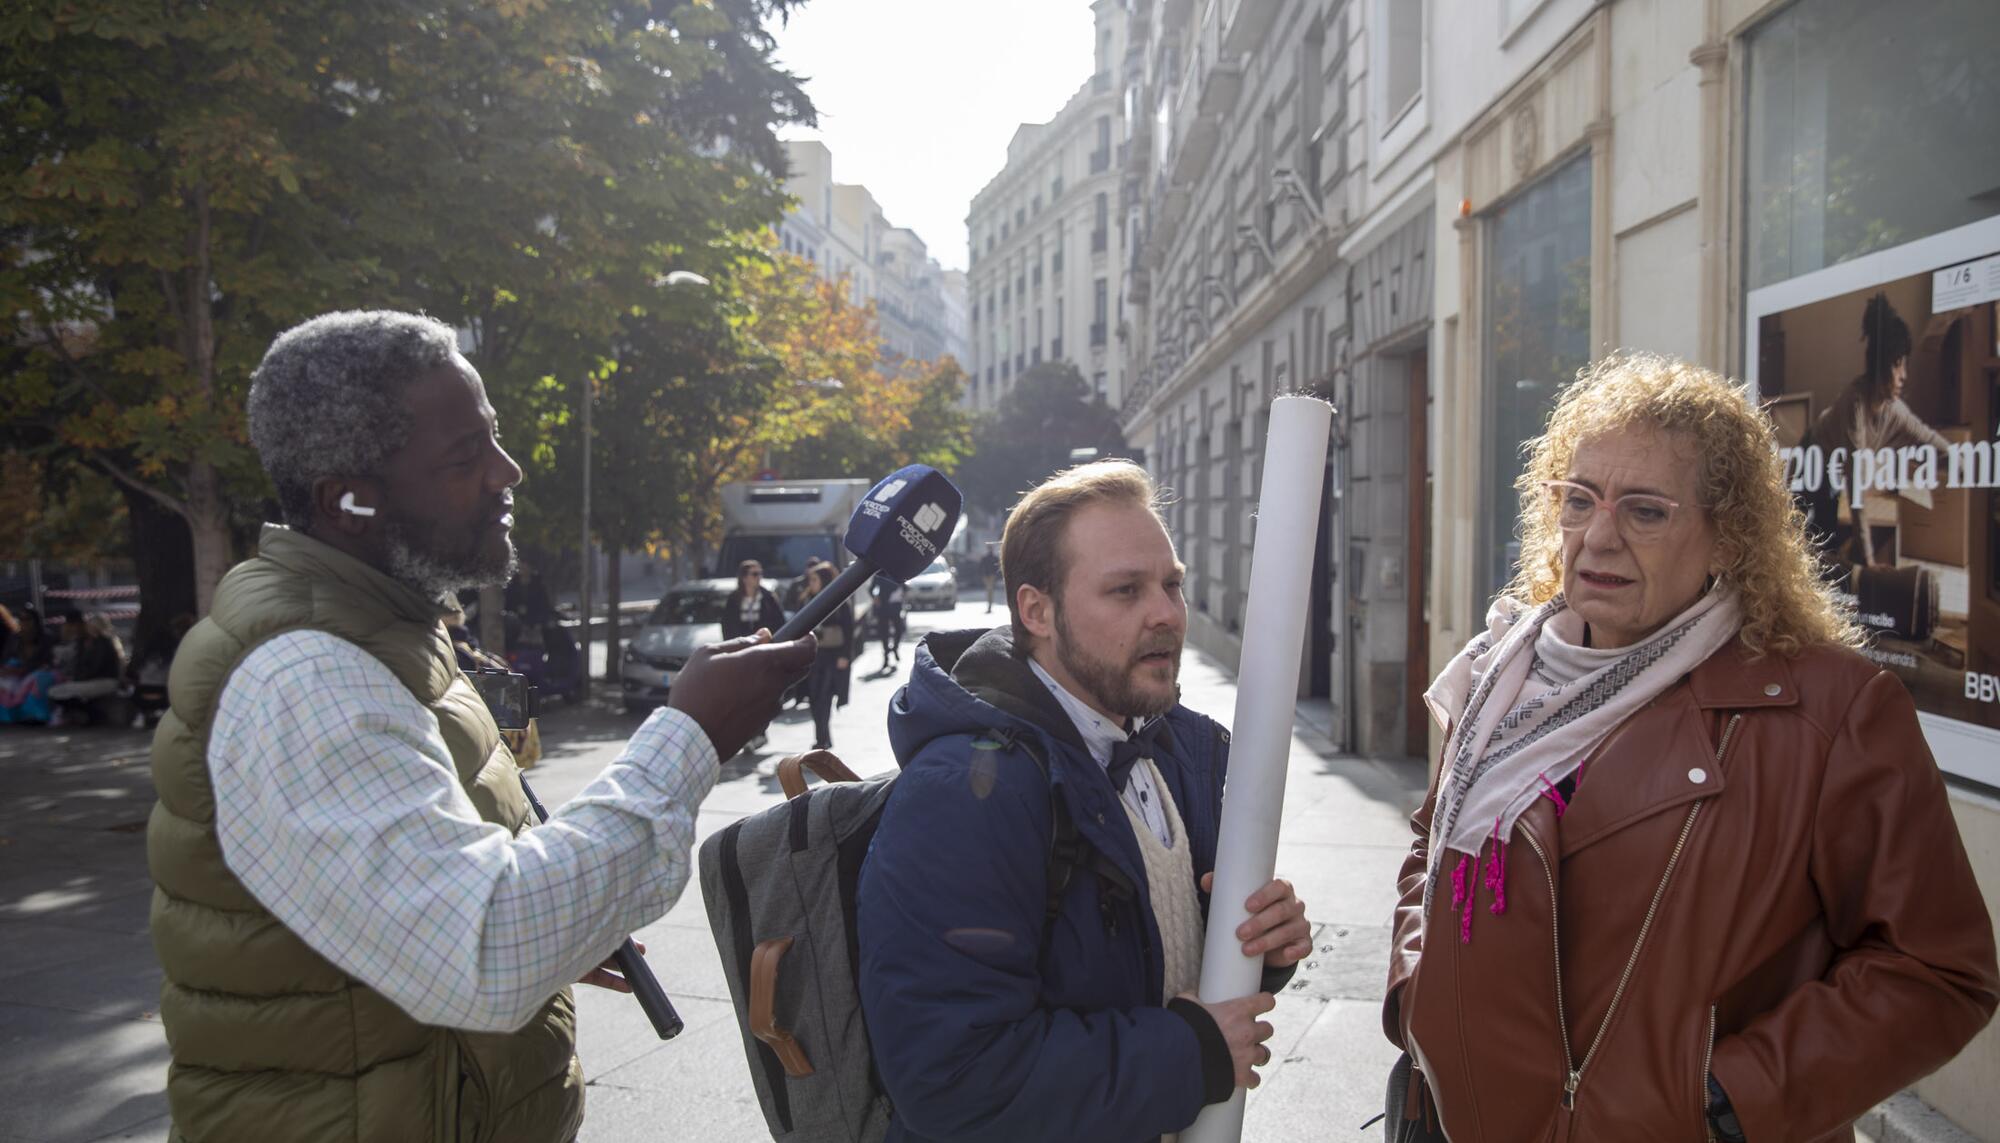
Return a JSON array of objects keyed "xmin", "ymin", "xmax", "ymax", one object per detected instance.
[{"xmin": 846, "ymin": 465, "xmax": 964, "ymax": 582}]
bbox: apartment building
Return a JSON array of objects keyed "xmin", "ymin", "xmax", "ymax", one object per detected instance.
[
  {"xmin": 779, "ymin": 139, "xmax": 967, "ymax": 364},
  {"xmin": 1115, "ymin": 0, "xmax": 2000, "ymax": 1132},
  {"xmin": 1119, "ymin": 0, "xmax": 1435, "ymax": 760},
  {"xmin": 964, "ymin": 0, "xmax": 1132, "ymax": 412}
]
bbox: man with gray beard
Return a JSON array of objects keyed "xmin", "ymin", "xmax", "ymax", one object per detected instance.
[
  {"xmin": 145, "ymin": 310, "xmax": 812, "ymax": 1142},
  {"xmin": 854, "ymin": 460, "xmax": 1312, "ymax": 1142}
]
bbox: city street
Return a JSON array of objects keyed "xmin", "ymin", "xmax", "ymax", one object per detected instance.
[{"xmin": 0, "ymin": 599, "xmax": 1429, "ymax": 1142}]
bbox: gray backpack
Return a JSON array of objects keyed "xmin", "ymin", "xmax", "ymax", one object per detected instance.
[{"xmin": 698, "ymin": 734, "xmax": 1133, "ymax": 1142}]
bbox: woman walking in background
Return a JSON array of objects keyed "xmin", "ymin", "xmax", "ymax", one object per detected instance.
[
  {"xmin": 721, "ymin": 559, "xmax": 786, "ymax": 640},
  {"xmin": 801, "ymin": 563, "xmax": 852, "ymax": 750}
]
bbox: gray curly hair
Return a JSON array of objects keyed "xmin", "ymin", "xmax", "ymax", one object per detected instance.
[{"xmin": 247, "ymin": 311, "xmax": 462, "ymax": 529}]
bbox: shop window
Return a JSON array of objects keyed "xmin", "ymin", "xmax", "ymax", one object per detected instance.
[
  {"xmin": 1745, "ymin": 0, "xmax": 2000, "ymax": 289},
  {"xmin": 1480, "ymin": 153, "xmax": 1591, "ymax": 604}
]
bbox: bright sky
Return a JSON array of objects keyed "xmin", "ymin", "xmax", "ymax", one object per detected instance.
[{"xmin": 770, "ymin": 0, "xmax": 1096, "ymax": 273}]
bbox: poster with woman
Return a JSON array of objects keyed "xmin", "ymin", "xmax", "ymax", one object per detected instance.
[{"xmin": 1750, "ymin": 221, "xmax": 2000, "ymax": 786}]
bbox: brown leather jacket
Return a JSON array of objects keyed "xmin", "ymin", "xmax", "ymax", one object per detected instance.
[{"xmin": 1386, "ymin": 641, "xmax": 1997, "ymax": 1143}]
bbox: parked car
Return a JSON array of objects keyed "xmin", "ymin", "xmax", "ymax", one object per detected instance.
[
  {"xmin": 620, "ymin": 581, "xmax": 733, "ymax": 713},
  {"xmin": 902, "ymin": 556, "xmax": 958, "ymax": 611}
]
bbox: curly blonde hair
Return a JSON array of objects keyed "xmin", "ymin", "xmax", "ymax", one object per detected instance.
[{"xmin": 1507, "ymin": 351, "xmax": 1861, "ymax": 657}]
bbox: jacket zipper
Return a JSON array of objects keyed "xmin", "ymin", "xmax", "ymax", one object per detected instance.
[
  {"xmin": 1703, "ymin": 1004, "xmax": 1719, "ymax": 1142},
  {"xmin": 1527, "ymin": 712, "xmax": 1741, "ymax": 1116}
]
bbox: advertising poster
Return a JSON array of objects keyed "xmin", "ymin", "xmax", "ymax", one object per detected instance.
[{"xmin": 1751, "ymin": 227, "xmax": 2000, "ymax": 785}]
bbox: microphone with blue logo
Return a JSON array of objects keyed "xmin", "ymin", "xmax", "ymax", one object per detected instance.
[{"xmin": 772, "ymin": 464, "xmax": 963, "ymax": 643}]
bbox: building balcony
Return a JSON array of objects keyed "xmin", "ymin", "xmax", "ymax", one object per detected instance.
[
  {"xmin": 1170, "ymin": 113, "xmax": 1222, "ymax": 187},
  {"xmin": 1125, "ymin": 127, "xmax": 1152, "ymax": 172},
  {"xmin": 1199, "ymin": 52, "xmax": 1244, "ymax": 118},
  {"xmin": 1129, "ymin": 264, "xmax": 1152, "ymax": 305},
  {"xmin": 1221, "ymin": 0, "xmax": 1280, "ymax": 54}
]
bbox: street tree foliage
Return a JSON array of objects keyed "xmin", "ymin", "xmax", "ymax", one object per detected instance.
[
  {"xmin": 954, "ymin": 361, "xmax": 1128, "ymax": 515},
  {"xmin": 652, "ymin": 248, "xmax": 975, "ymax": 567},
  {"xmin": 501, "ymin": 242, "xmax": 973, "ymax": 591},
  {"xmin": 0, "ymin": 455, "xmax": 126, "ymax": 566},
  {"xmin": 0, "ymin": 0, "xmax": 812, "ymax": 620}
]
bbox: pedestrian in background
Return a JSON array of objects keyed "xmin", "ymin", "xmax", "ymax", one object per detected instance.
[
  {"xmin": 1385, "ymin": 352, "xmax": 1997, "ymax": 1143},
  {"xmin": 801, "ymin": 561, "xmax": 852, "ymax": 750},
  {"xmin": 0, "ymin": 604, "xmax": 59, "ymax": 725},
  {"xmin": 871, "ymin": 574, "xmax": 906, "ymax": 674},
  {"xmin": 980, "ymin": 547, "xmax": 1000, "ymax": 613},
  {"xmin": 125, "ymin": 612, "xmax": 193, "ymax": 729},
  {"xmin": 47, "ymin": 611, "xmax": 125, "ymax": 724},
  {"xmin": 722, "ymin": 559, "xmax": 785, "ymax": 641}
]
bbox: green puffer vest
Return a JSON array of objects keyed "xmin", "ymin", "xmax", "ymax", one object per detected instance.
[{"xmin": 147, "ymin": 526, "xmax": 583, "ymax": 1143}]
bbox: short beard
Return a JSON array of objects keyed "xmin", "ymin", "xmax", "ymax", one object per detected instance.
[
  {"xmin": 1052, "ymin": 601, "xmax": 1181, "ymax": 720},
  {"xmin": 381, "ymin": 519, "xmax": 516, "ymax": 603}
]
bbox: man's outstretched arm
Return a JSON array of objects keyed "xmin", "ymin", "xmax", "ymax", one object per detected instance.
[{"xmin": 211, "ymin": 630, "xmax": 725, "ymax": 1032}]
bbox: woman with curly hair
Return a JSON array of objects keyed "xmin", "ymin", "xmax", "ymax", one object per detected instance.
[{"xmin": 1383, "ymin": 352, "xmax": 1996, "ymax": 1143}]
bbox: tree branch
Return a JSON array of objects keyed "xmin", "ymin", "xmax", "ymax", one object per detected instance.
[{"xmin": 89, "ymin": 457, "xmax": 191, "ymax": 523}]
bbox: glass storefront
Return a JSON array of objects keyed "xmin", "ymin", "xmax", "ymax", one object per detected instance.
[
  {"xmin": 1481, "ymin": 153, "xmax": 1593, "ymax": 605},
  {"xmin": 1744, "ymin": 0, "xmax": 2000, "ymax": 291},
  {"xmin": 1745, "ymin": 0, "xmax": 2000, "ymax": 787}
]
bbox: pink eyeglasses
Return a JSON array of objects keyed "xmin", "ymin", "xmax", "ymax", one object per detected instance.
[{"xmin": 1539, "ymin": 480, "xmax": 1686, "ymax": 542}]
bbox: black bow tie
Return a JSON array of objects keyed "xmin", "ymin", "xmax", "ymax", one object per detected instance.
[{"xmin": 1107, "ymin": 718, "xmax": 1169, "ymax": 793}]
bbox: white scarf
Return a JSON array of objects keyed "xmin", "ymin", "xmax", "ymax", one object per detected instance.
[{"xmin": 1421, "ymin": 587, "xmax": 1742, "ymax": 929}]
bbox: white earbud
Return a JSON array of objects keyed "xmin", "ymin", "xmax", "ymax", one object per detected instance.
[{"xmin": 339, "ymin": 491, "xmax": 377, "ymax": 518}]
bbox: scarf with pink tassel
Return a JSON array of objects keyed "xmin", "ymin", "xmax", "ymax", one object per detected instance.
[{"xmin": 1420, "ymin": 587, "xmax": 1741, "ymax": 941}]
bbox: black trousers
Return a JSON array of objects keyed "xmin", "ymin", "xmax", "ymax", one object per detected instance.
[{"xmin": 808, "ymin": 648, "xmax": 842, "ymax": 749}]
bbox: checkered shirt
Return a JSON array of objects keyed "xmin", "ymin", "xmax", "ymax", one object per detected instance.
[{"xmin": 209, "ymin": 629, "xmax": 719, "ymax": 1033}]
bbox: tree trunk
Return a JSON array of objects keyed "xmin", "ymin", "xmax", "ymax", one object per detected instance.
[
  {"xmin": 603, "ymin": 545, "xmax": 622, "ymax": 683},
  {"xmin": 185, "ymin": 461, "xmax": 233, "ymax": 617},
  {"xmin": 182, "ymin": 186, "xmax": 230, "ymax": 617},
  {"xmin": 123, "ymin": 482, "xmax": 197, "ymax": 653}
]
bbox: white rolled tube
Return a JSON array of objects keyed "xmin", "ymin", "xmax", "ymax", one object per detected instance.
[{"xmin": 1181, "ymin": 395, "xmax": 1332, "ymax": 1143}]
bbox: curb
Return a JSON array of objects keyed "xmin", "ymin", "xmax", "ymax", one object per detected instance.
[{"xmin": 1858, "ymin": 1093, "xmax": 1986, "ymax": 1143}]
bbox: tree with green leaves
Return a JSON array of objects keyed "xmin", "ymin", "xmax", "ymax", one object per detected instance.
[
  {"xmin": 0, "ymin": 0, "xmax": 812, "ymax": 624},
  {"xmin": 954, "ymin": 361, "xmax": 1128, "ymax": 514}
]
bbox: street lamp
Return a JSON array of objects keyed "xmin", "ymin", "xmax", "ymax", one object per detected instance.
[{"xmin": 578, "ymin": 268, "xmax": 711, "ymax": 699}]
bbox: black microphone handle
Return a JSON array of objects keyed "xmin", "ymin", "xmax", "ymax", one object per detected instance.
[
  {"xmin": 518, "ymin": 776, "xmax": 686, "ymax": 1040},
  {"xmin": 771, "ymin": 557, "xmax": 880, "ymax": 643}
]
